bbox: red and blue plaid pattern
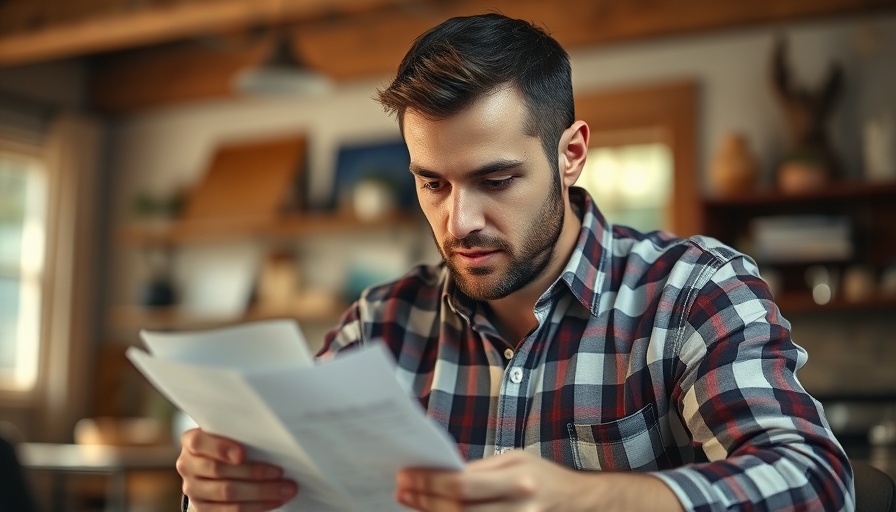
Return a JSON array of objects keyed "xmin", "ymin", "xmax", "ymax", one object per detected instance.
[{"xmin": 320, "ymin": 187, "xmax": 854, "ymax": 511}]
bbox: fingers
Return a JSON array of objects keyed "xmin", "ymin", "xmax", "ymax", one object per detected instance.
[
  {"xmin": 178, "ymin": 429, "xmax": 284, "ymax": 481},
  {"xmin": 189, "ymin": 499, "xmax": 284, "ymax": 512},
  {"xmin": 184, "ymin": 479, "xmax": 298, "ymax": 508},
  {"xmin": 177, "ymin": 428, "xmax": 298, "ymax": 509},
  {"xmin": 398, "ymin": 452, "xmax": 540, "ymax": 504},
  {"xmin": 395, "ymin": 488, "xmax": 461, "ymax": 512},
  {"xmin": 178, "ymin": 450, "xmax": 283, "ymax": 481},
  {"xmin": 397, "ymin": 467, "xmax": 533, "ymax": 504},
  {"xmin": 182, "ymin": 428, "xmax": 245, "ymax": 464},
  {"xmin": 396, "ymin": 486, "xmax": 521, "ymax": 512}
]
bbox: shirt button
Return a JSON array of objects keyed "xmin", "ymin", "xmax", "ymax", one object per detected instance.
[
  {"xmin": 503, "ymin": 348, "xmax": 514, "ymax": 360},
  {"xmin": 509, "ymin": 367, "xmax": 523, "ymax": 384}
]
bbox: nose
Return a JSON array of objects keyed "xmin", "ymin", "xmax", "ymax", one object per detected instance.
[{"xmin": 446, "ymin": 187, "xmax": 485, "ymax": 240}]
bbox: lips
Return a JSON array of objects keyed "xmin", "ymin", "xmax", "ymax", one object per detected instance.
[{"xmin": 453, "ymin": 249, "xmax": 500, "ymax": 266}]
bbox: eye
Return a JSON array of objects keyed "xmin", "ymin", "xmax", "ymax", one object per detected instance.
[
  {"xmin": 482, "ymin": 177, "xmax": 514, "ymax": 190},
  {"xmin": 420, "ymin": 180, "xmax": 445, "ymax": 192}
]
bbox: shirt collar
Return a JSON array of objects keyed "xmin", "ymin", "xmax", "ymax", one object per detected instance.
[
  {"xmin": 442, "ymin": 186, "xmax": 612, "ymax": 320},
  {"xmin": 559, "ymin": 186, "xmax": 613, "ymax": 317}
]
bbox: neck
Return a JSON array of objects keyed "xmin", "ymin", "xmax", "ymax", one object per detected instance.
[{"xmin": 486, "ymin": 199, "xmax": 582, "ymax": 343}]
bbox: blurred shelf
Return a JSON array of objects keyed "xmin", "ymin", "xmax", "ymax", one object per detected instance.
[
  {"xmin": 701, "ymin": 180, "xmax": 896, "ymax": 319},
  {"xmin": 703, "ymin": 180, "xmax": 896, "ymax": 208},
  {"xmin": 108, "ymin": 301, "xmax": 349, "ymax": 332},
  {"xmin": 117, "ymin": 210, "xmax": 422, "ymax": 246},
  {"xmin": 775, "ymin": 292, "xmax": 896, "ymax": 315}
]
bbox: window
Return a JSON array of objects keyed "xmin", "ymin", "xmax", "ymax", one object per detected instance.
[
  {"xmin": 575, "ymin": 81, "xmax": 699, "ymax": 237},
  {"xmin": 0, "ymin": 150, "xmax": 46, "ymax": 392},
  {"xmin": 578, "ymin": 143, "xmax": 673, "ymax": 233}
]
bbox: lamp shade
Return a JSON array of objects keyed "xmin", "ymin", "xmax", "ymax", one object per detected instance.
[{"xmin": 233, "ymin": 36, "xmax": 330, "ymax": 96}]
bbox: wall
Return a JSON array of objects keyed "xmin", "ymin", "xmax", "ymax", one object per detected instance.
[
  {"xmin": 107, "ymin": 12, "xmax": 896, "ymax": 384},
  {"xmin": 571, "ymin": 13, "xmax": 896, "ymax": 184}
]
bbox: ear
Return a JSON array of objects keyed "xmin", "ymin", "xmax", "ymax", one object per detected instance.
[{"xmin": 557, "ymin": 120, "xmax": 590, "ymax": 190}]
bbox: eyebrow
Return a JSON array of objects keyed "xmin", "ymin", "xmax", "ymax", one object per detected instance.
[{"xmin": 409, "ymin": 159, "xmax": 525, "ymax": 180}]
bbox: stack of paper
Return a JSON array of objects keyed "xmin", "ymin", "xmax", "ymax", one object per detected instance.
[
  {"xmin": 750, "ymin": 215, "xmax": 854, "ymax": 263},
  {"xmin": 126, "ymin": 319, "xmax": 463, "ymax": 511}
]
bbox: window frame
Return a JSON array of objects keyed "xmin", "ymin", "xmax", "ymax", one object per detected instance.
[
  {"xmin": 0, "ymin": 113, "xmax": 104, "ymax": 441},
  {"xmin": 0, "ymin": 138, "xmax": 47, "ymax": 403}
]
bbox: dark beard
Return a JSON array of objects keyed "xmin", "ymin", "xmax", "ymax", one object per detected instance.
[{"xmin": 436, "ymin": 175, "xmax": 565, "ymax": 301}]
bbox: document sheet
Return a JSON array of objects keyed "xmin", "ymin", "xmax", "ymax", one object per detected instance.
[{"xmin": 126, "ymin": 319, "xmax": 464, "ymax": 511}]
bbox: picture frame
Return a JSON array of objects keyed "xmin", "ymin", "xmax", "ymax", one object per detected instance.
[{"xmin": 326, "ymin": 139, "xmax": 417, "ymax": 213}]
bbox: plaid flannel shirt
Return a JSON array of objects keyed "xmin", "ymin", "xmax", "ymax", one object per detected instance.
[{"xmin": 318, "ymin": 187, "xmax": 853, "ymax": 511}]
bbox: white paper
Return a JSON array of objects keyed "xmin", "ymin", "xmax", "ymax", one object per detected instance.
[
  {"xmin": 140, "ymin": 318, "xmax": 314, "ymax": 370},
  {"xmin": 127, "ymin": 319, "xmax": 464, "ymax": 512}
]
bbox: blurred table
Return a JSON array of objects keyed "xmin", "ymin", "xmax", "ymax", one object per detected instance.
[{"xmin": 18, "ymin": 442, "xmax": 180, "ymax": 512}]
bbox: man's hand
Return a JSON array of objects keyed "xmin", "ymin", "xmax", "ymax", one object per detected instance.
[
  {"xmin": 395, "ymin": 450, "xmax": 683, "ymax": 512},
  {"xmin": 177, "ymin": 428, "xmax": 298, "ymax": 512}
]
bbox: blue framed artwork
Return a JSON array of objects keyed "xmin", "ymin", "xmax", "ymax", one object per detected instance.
[{"xmin": 327, "ymin": 139, "xmax": 418, "ymax": 212}]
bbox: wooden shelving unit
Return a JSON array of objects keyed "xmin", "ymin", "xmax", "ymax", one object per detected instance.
[
  {"xmin": 110, "ymin": 209, "xmax": 426, "ymax": 333},
  {"xmin": 702, "ymin": 181, "xmax": 896, "ymax": 208},
  {"xmin": 701, "ymin": 180, "xmax": 896, "ymax": 315},
  {"xmin": 117, "ymin": 210, "xmax": 423, "ymax": 246}
]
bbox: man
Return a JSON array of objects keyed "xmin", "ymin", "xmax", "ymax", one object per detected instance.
[{"xmin": 176, "ymin": 13, "xmax": 854, "ymax": 511}]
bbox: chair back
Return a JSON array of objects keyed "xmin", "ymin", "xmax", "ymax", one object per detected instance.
[
  {"xmin": 853, "ymin": 459, "xmax": 896, "ymax": 512},
  {"xmin": 0, "ymin": 435, "xmax": 39, "ymax": 512}
]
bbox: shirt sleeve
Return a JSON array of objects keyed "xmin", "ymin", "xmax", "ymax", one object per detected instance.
[
  {"xmin": 316, "ymin": 299, "xmax": 365, "ymax": 359},
  {"xmin": 652, "ymin": 255, "xmax": 855, "ymax": 511}
]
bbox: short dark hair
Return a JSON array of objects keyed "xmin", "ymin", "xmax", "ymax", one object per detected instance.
[{"xmin": 376, "ymin": 13, "xmax": 574, "ymax": 170}]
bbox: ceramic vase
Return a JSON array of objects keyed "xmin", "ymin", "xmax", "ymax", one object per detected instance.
[{"xmin": 710, "ymin": 133, "xmax": 760, "ymax": 197}]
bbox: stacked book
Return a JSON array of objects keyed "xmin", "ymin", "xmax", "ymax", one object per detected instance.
[{"xmin": 750, "ymin": 215, "xmax": 854, "ymax": 263}]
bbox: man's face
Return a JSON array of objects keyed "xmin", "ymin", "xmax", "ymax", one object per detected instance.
[{"xmin": 404, "ymin": 87, "xmax": 564, "ymax": 301}]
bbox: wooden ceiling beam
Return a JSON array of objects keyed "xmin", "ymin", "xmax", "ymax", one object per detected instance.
[
  {"xmin": 0, "ymin": 0, "xmax": 420, "ymax": 68},
  {"xmin": 90, "ymin": 40, "xmax": 270, "ymax": 112},
  {"xmin": 297, "ymin": 0, "xmax": 896, "ymax": 79},
  {"xmin": 88, "ymin": 0, "xmax": 895, "ymax": 113}
]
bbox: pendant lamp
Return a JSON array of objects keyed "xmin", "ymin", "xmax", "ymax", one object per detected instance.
[{"xmin": 233, "ymin": 33, "xmax": 331, "ymax": 96}]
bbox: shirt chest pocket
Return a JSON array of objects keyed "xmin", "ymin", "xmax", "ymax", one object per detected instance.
[{"xmin": 567, "ymin": 403, "xmax": 667, "ymax": 472}]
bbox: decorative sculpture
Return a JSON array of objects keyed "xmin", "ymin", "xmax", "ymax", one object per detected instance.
[{"xmin": 771, "ymin": 36, "xmax": 844, "ymax": 192}]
